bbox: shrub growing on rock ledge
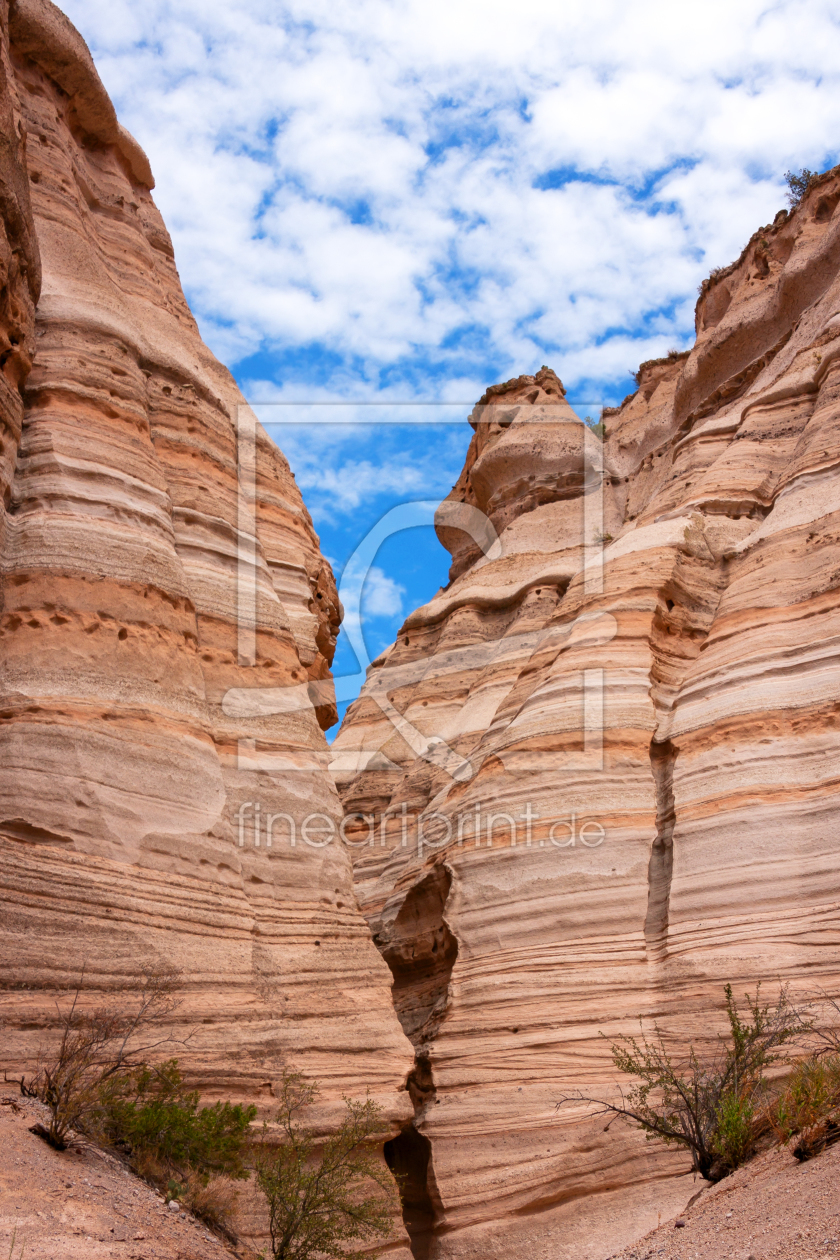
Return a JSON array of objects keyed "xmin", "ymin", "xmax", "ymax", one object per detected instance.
[
  {"xmin": 785, "ymin": 168, "xmax": 817, "ymax": 207},
  {"xmin": 557, "ymin": 984, "xmax": 807, "ymax": 1182}
]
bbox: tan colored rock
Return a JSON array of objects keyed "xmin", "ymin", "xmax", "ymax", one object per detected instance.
[
  {"xmin": 0, "ymin": 5, "xmax": 412, "ymax": 1250},
  {"xmin": 333, "ymin": 179, "xmax": 840, "ymax": 1256}
]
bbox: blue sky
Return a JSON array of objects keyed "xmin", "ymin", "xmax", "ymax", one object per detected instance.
[{"xmin": 62, "ymin": 0, "xmax": 840, "ymax": 728}]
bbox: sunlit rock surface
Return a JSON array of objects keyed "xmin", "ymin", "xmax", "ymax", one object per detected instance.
[
  {"xmin": 333, "ymin": 182, "xmax": 840, "ymax": 1258},
  {"xmin": 0, "ymin": 6, "xmax": 413, "ymax": 1241}
]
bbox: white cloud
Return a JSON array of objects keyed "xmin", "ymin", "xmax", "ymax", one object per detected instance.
[
  {"xmin": 362, "ymin": 567, "xmax": 406, "ymax": 618},
  {"xmin": 60, "ymin": 0, "xmax": 840, "ymax": 397},
  {"xmin": 261, "ymin": 418, "xmax": 464, "ymax": 522},
  {"xmin": 338, "ymin": 563, "xmax": 406, "ymax": 620}
]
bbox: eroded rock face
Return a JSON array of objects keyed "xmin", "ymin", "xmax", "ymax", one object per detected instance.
[
  {"xmin": 0, "ymin": 0, "xmax": 412, "ymax": 1219},
  {"xmin": 333, "ymin": 178, "xmax": 840, "ymax": 1257}
]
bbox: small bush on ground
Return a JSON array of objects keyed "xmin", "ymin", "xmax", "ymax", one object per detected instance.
[
  {"xmin": 96, "ymin": 1058, "xmax": 255, "ymax": 1234},
  {"xmin": 255, "ymin": 1070, "xmax": 398, "ymax": 1260},
  {"xmin": 767, "ymin": 1052, "xmax": 840, "ymax": 1160},
  {"xmin": 14, "ymin": 969, "xmax": 254, "ymax": 1236},
  {"xmin": 557, "ymin": 984, "xmax": 807, "ymax": 1182},
  {"xmin": 99, "ymin": 1058, "xmax": 255, "ymax": 1179}
]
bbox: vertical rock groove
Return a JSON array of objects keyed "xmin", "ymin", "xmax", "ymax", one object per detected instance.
[
  {"xmin": 384, "ymin": 1112, "xmax": 440, "ymax": 1260},
  {"xmin": 644, "ymin": 738, "xmax": 677, "ymax": 961},
  {"xmin": 376, "ymin": 865, "xmax": 459, "ymax": 1043},
  {"xmin": 373, "ymin": 864, "xmax": 458, "ymax": 1258}
]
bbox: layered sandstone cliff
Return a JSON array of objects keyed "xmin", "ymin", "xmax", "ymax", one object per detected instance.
[
  {"xmin": 333, "ymin": 175, "xmax": 840, "ymax": 1257},
  {"xmin": 0, "ymin": 2, "xmax": 412, "ymax": 1243}
]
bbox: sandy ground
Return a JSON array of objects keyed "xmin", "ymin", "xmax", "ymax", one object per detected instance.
[
  {"xmin": 611, "ymin": 1138, "xmax": 840, "ymax": 1260},
  {"xmin": 0, "ymin": 1092, "xmax": 248, "ymax": 1260}
]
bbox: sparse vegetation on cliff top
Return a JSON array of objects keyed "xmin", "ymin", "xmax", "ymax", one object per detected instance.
[{"xmin": 785, "ymin": 168, "xmax": 817, "ymax": 207}]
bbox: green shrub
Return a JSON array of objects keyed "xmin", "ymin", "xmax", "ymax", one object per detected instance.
[
  {"xmin": 19, "ymin": 971, "xmax": 254, "ymax": 1237},
  {"xmin": 712, "ymin": 1091, "xmax": 755, "ymax": 1174},
  {"xmin": 100, "ymin": 1058, "xmax": 256, "ymax": 1181},
  {"xmin": 255, "ymin": 1070, "xmax": 398, "ymax": 1260},
  {"xmin": 25, "ymin": 966, "xmax": 181, "ymax": 1150}
]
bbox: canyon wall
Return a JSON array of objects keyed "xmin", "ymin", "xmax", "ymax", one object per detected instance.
[
  {"xmin": 0, "ymin": 2, "xmax": 413, "ymax": 1242},
  {"xmin": 332, "ymin": 175, "xmax": 840, "ymax": 1257}
]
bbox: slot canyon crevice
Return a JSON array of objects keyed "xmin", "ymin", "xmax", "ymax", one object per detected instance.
[{"xmin": 375, "ymin": 864, "xmax": 458, "ymax": 1258}]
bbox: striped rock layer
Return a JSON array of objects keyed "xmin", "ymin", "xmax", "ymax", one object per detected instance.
[
  {"xmin": 332, "ymin": 176, "xmax": 840, "ymax": 1258},
  {"xmin": 0, "ymin": 0, "xmax": 413, "ymax": 1236}
]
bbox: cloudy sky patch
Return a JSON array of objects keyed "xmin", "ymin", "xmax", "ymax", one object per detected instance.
[
  {"xmin": 64, "ymin": 0, "xmax": 840, "ymax": 401},
  {"xmin": 60, "ymin": 0, "xmax": 840, "ymax": 724}
]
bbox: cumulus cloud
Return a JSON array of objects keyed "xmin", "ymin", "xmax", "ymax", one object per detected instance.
[
  {"xmin": 61, "ymin": 0, "xmax": 840, "ymax": 399},
  {"xmin": 359, "ymin": 566, "xmax": 406, "ymax": 618}
]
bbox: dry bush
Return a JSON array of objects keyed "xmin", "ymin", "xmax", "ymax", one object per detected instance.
[
  {"xmin": 27, "ymin": 965, "xmax": 182, "ymax": 1150},
  {"xmin": 791, "ymin": 1115, "xmax": 840, "ymax": 1161},
  {"xmin": 763, "ymin": 1052, "xmax": 840, "ymax": 1161},
  {"xmin": 130, "ymin": 1147, "xmax": 167, "ymax": 1187},
  {"xmin": 558, "ymin": 984, "xmax": 808, "ymax": 1182},
  {"xmin": 183, "ymin": 1171, "xmax": 240, "ymax": 1233}
]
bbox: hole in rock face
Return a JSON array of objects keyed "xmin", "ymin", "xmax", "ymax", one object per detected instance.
[
  {"xmin": 379, "ymin": 866, "xmax": 458, "ymax": 1044},
  {"xmin": 644, "ymin": 738, "xmax": 677, "ymax": 961},
  {"xmin": 384, "ymin": 1123, "xmax": 436, "ymax": 1260},
  {"xmin": 815, "ymin": 194, "xmax": 840, "ymax": 223}
]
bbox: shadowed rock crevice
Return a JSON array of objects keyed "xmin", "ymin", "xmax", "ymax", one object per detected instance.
[
  {"xmin": 375, "ymin": 864, "xmax": 459, "ymax": 1046},
  {"xmin": 644, "ymin": 738, "xmax": 677, "ymax": 961},
  {"xmin": 373, "ymin": 868, "xmax": 457, "ymax": 1258},
  {"xmin": 384, "ymin": 1118, "xmax": 440, "ymax": 1260}
]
